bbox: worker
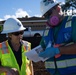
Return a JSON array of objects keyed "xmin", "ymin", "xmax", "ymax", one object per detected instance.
[
  {"xmin": 38, "ymin": 0, "xmax": 76, "ymax": 75},
  {"xmin": 0, "ymin": 17, "xmax": 34, "ymax": 75}
]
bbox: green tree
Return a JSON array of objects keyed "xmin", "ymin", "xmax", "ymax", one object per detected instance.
[{"xmin": 62, "ymin": 0, "xmax": 76, "ymax": 15}]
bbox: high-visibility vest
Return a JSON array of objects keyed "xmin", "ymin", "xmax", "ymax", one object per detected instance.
[
  {"xmin": 0, "ymin": 40, "xmax": 32, "ymax": 75},
  {"xmin": 42, "ymin": 16, "xmax": 76, "ymax": 75}
]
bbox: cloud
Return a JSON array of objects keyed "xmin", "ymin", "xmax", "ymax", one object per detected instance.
[
  {"xmin": 0, "ymin": 19, "xmax": 4, "ymax": 21},
  {"xmin": 0, "ymin": 8, "xmax": 41, "ymax": 21},
  {"xmin": 15, "ymin": 8, "xmax": 30, "ymax": 18},
  {"xmin": 0, "ymin": 8, "xmax": 30, "ymax": 21}
]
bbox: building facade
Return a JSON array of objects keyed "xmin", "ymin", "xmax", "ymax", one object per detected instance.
[{"xmin": 0, "ymin": 16, "xmax": 47, "ymax": 33}]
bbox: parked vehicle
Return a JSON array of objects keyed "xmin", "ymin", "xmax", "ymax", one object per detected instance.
[{"xmin": 23, "ymin": 27, "xmax": 44, "ymax": 37}]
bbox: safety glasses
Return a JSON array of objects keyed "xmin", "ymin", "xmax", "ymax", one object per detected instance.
[{"xmin": 12, "ymin": 31, "xmax": 24, "ymax": 36}]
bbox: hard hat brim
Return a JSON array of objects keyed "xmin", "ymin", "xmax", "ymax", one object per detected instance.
[
  {"xmin": 43, "ymin": 2, "xmax": 61, "ymax": 17},
  {"xmin": 1, "ymin": 27, "xmax": 26, "ymax": 34}
]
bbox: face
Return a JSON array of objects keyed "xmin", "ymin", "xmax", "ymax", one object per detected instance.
[
  {"xmin": 46, "ymin": 5, "xmax": 63, "ymax": 27},
  {"xmin": 51, "ymin": 5, "xmax": 63, "ymax": 18},
  {"xmin": 9, "ymin": 31, "xmax": 24, "ymax": 43}
]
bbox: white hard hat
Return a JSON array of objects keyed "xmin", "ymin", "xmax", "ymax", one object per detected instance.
[
  {"xmin": 1, "ymin": 17, "xmax": 26, "ymax": 34},
  {"xmin": 40, "ymin": 0, "xmax": 60, "ymax": 16}
]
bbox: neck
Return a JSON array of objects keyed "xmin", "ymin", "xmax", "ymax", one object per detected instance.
[
  {"xmin": 11, "ymin": 40, "xmax": 20, "ymax": 51},
  {"xmin": 59, "ymin": 14, "xmax": 65, "ymax": 22},
  {"xmin": 11, "ymin": 39, "xmax": 20, "ymax": 44}
]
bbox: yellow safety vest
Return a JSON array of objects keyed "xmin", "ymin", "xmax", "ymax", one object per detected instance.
[{"xmin": 0, "ymin": 40, "xmax": 32, "ymax": 75}]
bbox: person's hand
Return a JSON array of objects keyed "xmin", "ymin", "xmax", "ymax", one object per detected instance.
[
  {"xmin": 5, "ymin": 67, "xmax": 19, "ymax": 75},
  {"xmin": 39, "ymin": 47, "xmax": 60, "ymax": 58},
  {"xmin": 11, "ymin": 68, "xmax": 19, "ymax": 75}
]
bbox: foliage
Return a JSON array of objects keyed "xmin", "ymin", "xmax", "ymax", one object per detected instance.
[{"xmin": 61, "ymin": 0, "xmax": 76, "ymax": 15}]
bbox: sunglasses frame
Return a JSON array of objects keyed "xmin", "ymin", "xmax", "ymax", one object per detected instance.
[{"xmin": 12, "ymin": 31, "xmax": 24, "ymax": 36}]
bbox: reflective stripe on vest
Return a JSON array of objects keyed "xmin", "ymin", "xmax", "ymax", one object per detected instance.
[
  {"xmin": 45, "ymin": 58, "xmax": 76, "ymax": 68},
  {"xmin": 1, "ymin": 42, "xmax": 9, "ymax": 54},
  {"xmin": 65, "ymin": 16, "xmax": 72, "ymax": 28}
]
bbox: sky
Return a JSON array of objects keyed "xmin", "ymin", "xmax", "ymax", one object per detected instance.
[{"xmin": 0, "ymin": 0, "xmax": 65, "ymax": 21}]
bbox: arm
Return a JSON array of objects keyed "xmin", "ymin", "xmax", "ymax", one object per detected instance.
[
  {"xmin": 59, "ymin": 43, "xmax": 76, "ymax": 54},
  {"xmin": 0, "ymin": 66, "xmax": 19, "ymax": 75},
  {"xmin": 0, "ymin": 66, "xmax": 7, "ymax": 73}
]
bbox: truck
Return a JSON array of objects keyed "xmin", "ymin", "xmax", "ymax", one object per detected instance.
[{"xmin": 23, "ymin": 27, "xmax": 44, "ymax": 37}]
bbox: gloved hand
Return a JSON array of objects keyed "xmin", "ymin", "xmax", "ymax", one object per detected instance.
[{"xmin": 39, "ymin": 47, "xmax": 60, "ymax": 58}]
